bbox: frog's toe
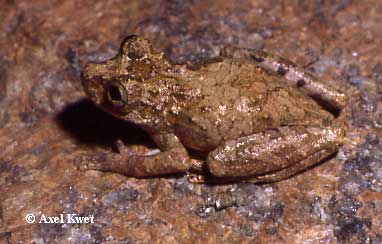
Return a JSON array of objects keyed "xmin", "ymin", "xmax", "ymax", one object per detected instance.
[
  {"xmin": 75, "ymin": 152, "xmax": 122, "ymax": 172},
  {"xmin": 186, "ymin": 172, "xmax": 207, "ymax": 184},
  {"xmin": 75, "ymin": 154, "xmax": 99, "ymax": 171},
  {"xmin": 78, "ymin": 159, "xmax": 101, "ymax": 171},
  {"xmin": 115, "ymin": 140, "xmax": 130, "ymax": 155}
]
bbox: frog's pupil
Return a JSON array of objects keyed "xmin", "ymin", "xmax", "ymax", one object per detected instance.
[
  {"xmin": 108, "ymin": 85, "xmax": 122, "ymax": 102},
  {"xmin": 128, "ymin": 50, "xmax": 142, "ymax": 60}
]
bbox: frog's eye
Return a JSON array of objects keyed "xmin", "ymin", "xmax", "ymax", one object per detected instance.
[
  {"xmin": 121, "ymin": 35, "xmax": 151, "ymax": 60},
  {"xmin": 106, "ymin": 83, "xmax": 128, "ymax": 107}
]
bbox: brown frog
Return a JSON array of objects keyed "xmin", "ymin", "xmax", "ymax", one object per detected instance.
[{"xmin": 81, "ymin": 35, "xmax": 348, "ymax": 183}]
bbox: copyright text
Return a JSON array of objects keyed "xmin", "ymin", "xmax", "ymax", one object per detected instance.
[{"xmin": 25, "ymin": 213, "xmax": 94, "ymax": 224}]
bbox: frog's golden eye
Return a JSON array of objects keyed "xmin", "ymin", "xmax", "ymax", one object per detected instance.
[
  {"xmin": 106, "ymin": 83, "xmax": 128, "ymax": 107},
  {"xmin": 121, "ymin": 35, "xmax": 151, "ymax": 60}
]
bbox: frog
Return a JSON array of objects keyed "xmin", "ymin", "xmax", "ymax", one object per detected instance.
[{"xmin": 80, "ymin": 35, "xmax": 348, "ymax": 183}]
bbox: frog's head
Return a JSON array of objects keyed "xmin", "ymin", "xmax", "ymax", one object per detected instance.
[{"xmin": 81, "ymin": 35, "xmax": 176, "ymax": 126}]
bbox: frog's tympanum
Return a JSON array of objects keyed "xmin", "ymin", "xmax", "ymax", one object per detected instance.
[{"xmin": 81, "ymin": 35, "xmax": 348, "ymax": 183}]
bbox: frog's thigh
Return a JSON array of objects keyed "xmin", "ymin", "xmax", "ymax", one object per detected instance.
[
  {"xmin": 80, "ymin": 134, "xmax": 192, "ymax": 177},
  {"xmin": 256, "ymin": 51, "xmax": 348, "ymax": 109},
  {"xmin": 223, "ymin": 47, "xmax": 347, "ymax": 109},
  {"xmin": 206, "ymin": 126, "xmax": 344, "ymax": 181}
]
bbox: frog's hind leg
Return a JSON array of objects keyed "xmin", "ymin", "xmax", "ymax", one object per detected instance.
[
  {"xmin": 187, "ymin": 148, "xmax": 333, "ymax": 184},
  {"xmin": 243, "ymin": 148, "xmax": 334, "ymax": 183},
  {"xmin": 221, "ymin": 47, "xmax": 348, "ymax": 110},
  {"xmin": 206, "ymin": 126, "xmax": 345, "ymax": 183}
]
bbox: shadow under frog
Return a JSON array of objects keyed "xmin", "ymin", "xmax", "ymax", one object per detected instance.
[{"xmin": 80, "ymin": 35, "xmax": 348, "ymax": 183}]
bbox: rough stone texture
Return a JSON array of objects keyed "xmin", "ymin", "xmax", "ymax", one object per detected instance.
[{"xmin": 0, "ymin": 0, "xmax": 381, "ymax": 243}]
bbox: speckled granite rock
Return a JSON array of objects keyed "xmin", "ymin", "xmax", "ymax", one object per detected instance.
[{"xmin": 0, "ymin": 1, "xmax": 381, "ymax": 243}]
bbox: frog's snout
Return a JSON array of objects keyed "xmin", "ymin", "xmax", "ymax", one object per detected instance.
[{"xmin": 81, "ymin": 63, "xmax": 110, "ymax": 105}]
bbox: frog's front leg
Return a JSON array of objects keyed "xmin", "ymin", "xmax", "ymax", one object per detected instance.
[
  {"xmin": 79, "ymin": 133, "xmax": 192, "ymax": 177},
  {"xmin": 222, "ymin": 47, "xmax": 348, "ymax": 110},
  {"xmin": 206, "ymin": 126, "xmax": 344, "ymax": 182}
]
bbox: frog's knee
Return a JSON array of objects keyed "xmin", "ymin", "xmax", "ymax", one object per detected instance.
[
  {"xmin": 206, "ymin": 151, "xmax": 243, "ymax": 178},
  {"xmin": 329, "ymin": 126, "xmax": 346, "ymax": 146},
  {"xmin": 206, "ymin": 160, "xmax": 227, "ymax": 178},
  {"xmin": 308, "ymin": 126, "xmax": 345, "ymax": 147}
]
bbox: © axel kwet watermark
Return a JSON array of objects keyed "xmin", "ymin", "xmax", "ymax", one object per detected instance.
[{"xmin": 25, "ymin": 213, "xmax": 94, "ymax": 224}]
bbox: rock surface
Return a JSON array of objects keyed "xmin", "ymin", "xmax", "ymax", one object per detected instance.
[{"xmin": 0, "ymin": 1, "xmax": 381, "ymax": 243}]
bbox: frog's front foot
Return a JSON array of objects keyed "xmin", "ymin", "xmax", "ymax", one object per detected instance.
[
  {"xmin": 77, "ymin": 135, "xmax": 193, "ymax": 178},
  {"xmin": 77, "ymin": 158, "xmax": 99, "ymax": 171},
  {"xmin": 76, "ymin": 150, "xmax": 127, "ymax": 172}
]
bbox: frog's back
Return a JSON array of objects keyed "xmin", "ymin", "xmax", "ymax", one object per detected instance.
[{"xmin": 172, "ymin": 59, "xmax": 334, "ymax": 151}]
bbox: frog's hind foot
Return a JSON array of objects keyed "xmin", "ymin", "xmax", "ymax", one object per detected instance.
[{"xmin": 186, "ymin": 172, "xmax": 208, "ymax": 184}]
